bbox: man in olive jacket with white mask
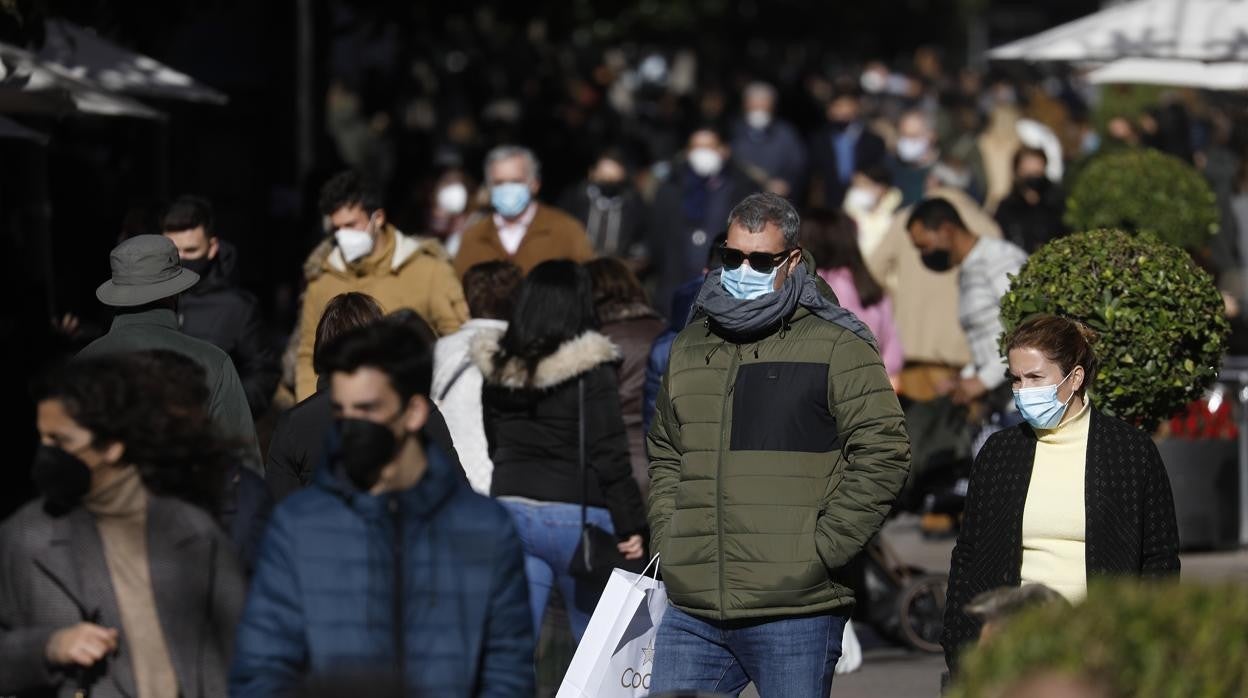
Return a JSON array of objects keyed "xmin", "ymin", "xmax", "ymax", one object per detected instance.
[{"xmin": 647, "ymin": 192, "xmax": 911, "ymax": 697}]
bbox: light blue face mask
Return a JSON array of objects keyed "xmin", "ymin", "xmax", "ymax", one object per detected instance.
[
  {"xmin": 721, "ymin": 264, "xmax": 778, "ymax": 300},
  {"xmin": 1013, "ymin": 369, "xmax": 1076, "ymax": 430},
  {"xmin": 491, "ymin": 182, "xmax": 531, "ymax": 218}
]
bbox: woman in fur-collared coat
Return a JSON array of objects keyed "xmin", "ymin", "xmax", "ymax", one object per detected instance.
[{"xmin": 473, "ymin": 260, "xmax": 648, "ymax": 642}]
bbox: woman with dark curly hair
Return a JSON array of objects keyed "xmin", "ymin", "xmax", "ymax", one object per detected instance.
[{"xmin": 0, "ymin": 354, "xmax": 246, "ymax": 698}]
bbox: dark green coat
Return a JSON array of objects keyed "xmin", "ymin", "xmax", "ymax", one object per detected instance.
[
  {"xmin": 647, "ymin": 301, "xmax": 910, "ymax": 620},
  {"xmin": 78, "ymin": 308, "xmax": 261, "ymax": 472}
]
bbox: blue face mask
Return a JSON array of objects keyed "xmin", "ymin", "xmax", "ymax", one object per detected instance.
[
  {"xmin": 1013, "ymin": 369, "xmax": 1076, "ymax": 429},
  {"xmin": 491, "ymin": 182, "xmax": 531, "ymax": 218},
  {"xmin": 721, "ymin": 264, "xmax": 778, "ymax": 300}
]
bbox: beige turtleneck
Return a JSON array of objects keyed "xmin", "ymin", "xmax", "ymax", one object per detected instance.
[
  {"xmin": 83, "ymin": 467, "xmax": 178, "ymax": 698},
  {"xmin": 1020, "ymin": 401, "xmax": 1092, "ymax": 602}
]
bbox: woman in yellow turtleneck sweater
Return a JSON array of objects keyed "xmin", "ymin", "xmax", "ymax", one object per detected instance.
[
  {"xmin": 940, "ymin": 314, "xmax": 1180, "ymax": 677},
  {"xmin": 0, "ymin": 354, "xmax": 245, "ymax": 698}
]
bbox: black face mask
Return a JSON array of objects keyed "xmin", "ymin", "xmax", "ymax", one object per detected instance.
[
  {"xmin": 593, "ymin": 181, "xmax": 625, "ymax": 199},
  {"xmin": 181, "ymin": 256, "xmax": 213, "ymax": 278},
  {"xmin": 828, "ymin": 119, "xmax": 852, "ymax": 134},
  {"xmin": 335, "ymin": 418, "xmax": 399, "ymax": 492},
  {"xmin": 1019, "ymin": 176, "xmax": 1051, "ymax": 195},
  {"xmin": 920, "ymin": 249, "xmax": 953, "ymax": 273},
  {"xmin": 31, "ymin": 445, "xmax": 92, "ymax": 515}
]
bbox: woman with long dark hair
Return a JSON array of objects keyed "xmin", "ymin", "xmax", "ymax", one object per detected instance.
[
  {"xmin": 472, "ymin": 259, "xmax": 647, "ymax": 641},
  {"xmin": 801, "ymin": 208, "xmax": 904, "ymax": 380},
  {"xmin": 0, "ymin": 354, "xmax": 245, "ymax": 698}
]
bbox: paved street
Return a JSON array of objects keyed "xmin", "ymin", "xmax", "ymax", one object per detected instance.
[{"xmin": 737, "ymin": 514, "xmax": 1248, "ymax": 698}]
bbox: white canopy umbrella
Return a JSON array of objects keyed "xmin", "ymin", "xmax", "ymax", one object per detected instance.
[
  {"xmin": 0, "ymin": 41, "xmax": 165, "ymax": 119},
  {"xmin": 989, "ymin": 0, "xmax": 1248, "ymax": 63},
  {"xmin": 0, "ymin": 114, "xmax": 49, "ymax": 144},
  {"xmin": 1087, "ymin": 56, "xmax": 1248, "ymax": 89},
  {"xmin": 38, "ymin": 20, "xmax": 228, "ymax": 105}
]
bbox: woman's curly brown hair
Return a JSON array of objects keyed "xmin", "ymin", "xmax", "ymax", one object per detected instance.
[{"xmin": 36, "ymin": 351, "xmax": 235, "ymax": 512}]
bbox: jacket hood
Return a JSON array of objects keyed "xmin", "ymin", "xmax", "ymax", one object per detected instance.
[
  {"xmin": 313, "ymin": 434, "xmax": 462, "ymax": 520},
  {"xmin": 188, "ymin": 238, "xmax": 241, "ymax": 293},
  {"xmin": 470, "ymin": 329, "xmax": 619, "ymax": 390},
  {"xmin": 303, "ymin": 225, "xmax": 451, "ymax": 282}
]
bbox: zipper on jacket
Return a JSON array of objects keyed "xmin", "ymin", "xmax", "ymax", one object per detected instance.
[
  {"xmin": 389, "ymin": 496, "xmax": 406, "ymax": 688},
  {"xmin": 716, "ymin": 344, "xmax": 742, "ymax": 617}
]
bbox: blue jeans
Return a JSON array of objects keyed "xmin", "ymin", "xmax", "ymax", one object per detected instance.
[
  {"xmin": 649, "ymin": 605, "xmax": 846, "ymax": 698},
  {"xmin": 500, "ymin": 499, "xmax": 614, "ymax": 643}
]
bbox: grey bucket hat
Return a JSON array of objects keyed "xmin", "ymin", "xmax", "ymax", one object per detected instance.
[{"xmin": 96, "ymin": 235, "xmax": 200, "ymax": 307}]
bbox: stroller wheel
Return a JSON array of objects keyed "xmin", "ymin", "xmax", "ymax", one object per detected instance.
[{"xmin": 897, "ymin": 574, "xmax": 947, "ymax": 654}]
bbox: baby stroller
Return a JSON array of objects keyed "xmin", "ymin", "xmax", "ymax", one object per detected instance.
[{"xmin": 844, "ymin": 534, "xmax": 947, "ymax": 654}]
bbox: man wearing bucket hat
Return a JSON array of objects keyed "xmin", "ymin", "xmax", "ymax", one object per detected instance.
[{"xmin": 78, "ymin": 235, "xmax": 261, "ymax": 472}]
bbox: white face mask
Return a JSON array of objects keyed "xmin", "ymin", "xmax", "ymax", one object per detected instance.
[
  {"xmin": 745, "ymin": 109, "xmax": 772, "ymax": 130},
  {"xmin": 436, "ymin": 183, "xmax": 468, "ymax": 215},
  {"xmin": 896, "ymin": 136, "xmax": 930, "ymax": 164},
  {"xmin": 688, "ymin": 147, "xmax": 724, "ymax": 177},
  {"xmin": 844, "ymin": 186, "xmax": 880, "ymax": 211},
  {"xmin": 334, "ymin": 215, "xmax": 376, "ymax": 263}
]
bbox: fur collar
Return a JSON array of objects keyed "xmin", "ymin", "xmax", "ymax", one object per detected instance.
[
  {"xmin": 598, "ymin": 302, "xmax": 660, "ymax": 325},
  {"xmin": 471, "ymin": 329, "xmax": 619, "ymax": 390}
]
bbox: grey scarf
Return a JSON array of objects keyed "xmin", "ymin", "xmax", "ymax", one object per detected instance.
[{"xmin": 691, "ymin": 260, "xmax": 878, "ymax": 347}]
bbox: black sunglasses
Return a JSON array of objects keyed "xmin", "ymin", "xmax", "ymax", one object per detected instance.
[{"xmin": 718, "ymin": 245, "xmax": 797, "ymax": 273}]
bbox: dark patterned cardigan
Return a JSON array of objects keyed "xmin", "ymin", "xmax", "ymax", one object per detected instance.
[{"xmin": 941, "ymin": 408, "xmax": 1181, "ymax": 674}]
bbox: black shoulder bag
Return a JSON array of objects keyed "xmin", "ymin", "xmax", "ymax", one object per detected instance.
[{"xmin": 569, "ymin": 377, "xmax": 637, "ymax": 587}]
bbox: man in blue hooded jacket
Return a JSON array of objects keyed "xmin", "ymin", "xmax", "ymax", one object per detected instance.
[{"xmin": 230, "ymin": 319, "xmax": 533, "ymax": 696}]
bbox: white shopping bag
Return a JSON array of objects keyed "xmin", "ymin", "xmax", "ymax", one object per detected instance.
[
  {"xmin": 834, "ymin": 620, "xmax": 862, "ymax": 674},
  {"xmin": 558, "ymin": 556, "xmax": 667, "ymax": 698}
]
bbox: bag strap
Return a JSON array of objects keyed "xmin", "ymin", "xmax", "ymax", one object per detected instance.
[
  {"xmin": 578, "ymin": 376, "xmax": 587, "ymax": 531},
  {"xmin": 632, "ymin": 554, "xmax": 662, "ymax": 586},
  {"xmin": 436, "ymin": 357, "xmax": 475, "ymax": 402}
]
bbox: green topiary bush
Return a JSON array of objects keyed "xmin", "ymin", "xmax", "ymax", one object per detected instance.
[
  {"xmin": 949, "ymin": 582, "xmax": 1248, "ymax": 698},
  {"xmin": 1000, "ymin": 229, "xmax": 1228, "ymax": 430},
  {"xmin": 1064, "ymin": 148, "xmax": 1219, "ymax": 249}
]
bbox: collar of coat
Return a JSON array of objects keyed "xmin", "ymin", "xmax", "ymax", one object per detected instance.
[
  {"xmin": 470, "ymin": 329, "xmax": 619, "ymax": 390},
  {"xmin": 303, "ymin": 224, "xmax": 450, "ymax": 281}
]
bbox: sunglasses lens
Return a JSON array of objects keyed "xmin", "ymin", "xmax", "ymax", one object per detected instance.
[
  {"xmin": 719, "ymin": 247, "xmax": 745, "ymax": 269},
  {"xmin": 747, "ymin": 254, "xmax": 776, "ymax": 273}
]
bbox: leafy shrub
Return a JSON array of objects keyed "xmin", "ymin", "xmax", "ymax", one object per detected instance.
[
  {"xmin": 1000, "ymin": 229, "xmax": 1228, "ymax": 430},
  {"xmin": 1064, "ymin": 148, "xmax": 1219, "ymax": 249},
  {"xmin": 949, "ymin": 582, "xmax": 1248, "ymax": 698}
]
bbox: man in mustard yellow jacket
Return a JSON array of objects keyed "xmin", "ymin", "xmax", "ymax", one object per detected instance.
[{"xmin": 295, "ymin": 171, "xmax": 467, "ymax": 400}]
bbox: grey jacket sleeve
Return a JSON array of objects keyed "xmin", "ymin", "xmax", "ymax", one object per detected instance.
[{"xmin": 0, "ymin": 530, "xmax": 60, "ymax": 694}]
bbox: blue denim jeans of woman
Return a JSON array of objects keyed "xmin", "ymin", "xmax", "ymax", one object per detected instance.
[
  {"xmin": 500, "ymin": 498, "xmax": 615, "ymax": 643},
  {"xmin": 648, "ymin": 605, "xmax": 846, "ymax": 697}
]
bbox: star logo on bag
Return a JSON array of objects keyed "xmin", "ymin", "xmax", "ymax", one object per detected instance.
[{"xmin": 640, "ymin": 642, "xmax": 655, "ymax": 667}]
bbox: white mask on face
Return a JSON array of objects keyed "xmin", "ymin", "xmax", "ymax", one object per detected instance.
[
  {"xmin": 688, "ymin": 147, "xmax": 724, "ymax": 177},
  {"xmin": 436, "ymin": 183, "xmax": 468, "ymax": 215},
  {"xmin": 745, "ymin": 109, "xmax": 772, "ymax": 130},
  {"xmin": 896, "ymin": 136, "xmax": 930, "ymax": 164},
  {"xmin": 334, "ymin": 215, "xmax": 376, "ymax": 263},
  {"xmin": 844, "ymin": 186, "xmax": 881, "ymax": 211}
]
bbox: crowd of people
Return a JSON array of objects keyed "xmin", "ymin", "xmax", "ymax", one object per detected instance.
[{"xmin": 2, "ymin": 51, "xmax": 1210, "ymax": 696}]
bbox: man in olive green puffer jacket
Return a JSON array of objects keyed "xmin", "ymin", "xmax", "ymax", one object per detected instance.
[{"xmin": 646, "ymin": 193, "xmax": 911, "ymax": 697}]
